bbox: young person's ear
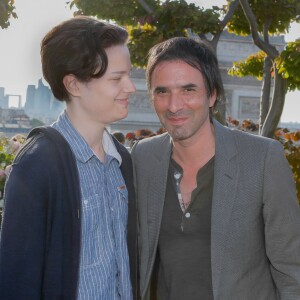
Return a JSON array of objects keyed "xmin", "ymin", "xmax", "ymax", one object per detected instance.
[{"xmin": 63, "ymin": 74, "xmax": 80, "ymax": 98}]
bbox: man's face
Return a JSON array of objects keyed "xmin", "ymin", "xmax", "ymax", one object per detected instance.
[
  {"xmin": 150, "ymin": 60, "xmax": 216, "ymax": 142},
  {"xmin": 75, "ymin": 44, "xmax": 136, "ymax": 126}
]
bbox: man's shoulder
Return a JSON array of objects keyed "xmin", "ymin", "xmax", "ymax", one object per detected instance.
[
  {"xmin": 216, "ymin": 121, "xmax": 276, "ymax": 145},
  {"xmin": 131, "ymin": 132, "xmax": 171, "ymax": 162},
  {"xmin": 230, "ymin": 126, "xmax": 279, "ymax": 148},
  {"xmin": 133, "ymin": 132, "xmax": 170, "ymax": 151},
  {"xmin": 215, "ymin": 122, "xmax": 283, "ymax": 160}
]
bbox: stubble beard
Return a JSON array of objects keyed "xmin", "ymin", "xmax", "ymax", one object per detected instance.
[
  {"xmin": 161, "ymin": 111, "xmax": 194, "ymax": 141},
  {"xmin": 165, "ymin": 124, "xmax": 192, "ymax": 141}
]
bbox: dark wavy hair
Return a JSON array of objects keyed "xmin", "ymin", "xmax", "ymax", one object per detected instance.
[
  {"xmin": 41, "ymin": 16, "xmax": 128, "ymax": 102},
  {"xmin": 146, "ymin": 37, "xmax": 225, "ymax": 108}
]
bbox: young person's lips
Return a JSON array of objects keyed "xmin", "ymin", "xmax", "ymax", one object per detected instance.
[
  {"xmin": 115, "ymin": 98, "xmax": 129, "ymax": 105},
  {"xmin": 116, "ymin": 99, "xmax": 129, "ymax": 110}
]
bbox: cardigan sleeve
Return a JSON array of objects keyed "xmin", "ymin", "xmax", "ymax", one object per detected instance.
[
  {"xmin": 0, "ymin": 138, "xmax": 51, "ymax": 299},
  {"xmin": 0, "ymin": 127, "xmax": 82, "ymax": 300}
]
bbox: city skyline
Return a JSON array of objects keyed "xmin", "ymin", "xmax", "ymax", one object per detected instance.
[{"xmin": 0, "ymin": 0, "xmax": 299, "ymax": 122}]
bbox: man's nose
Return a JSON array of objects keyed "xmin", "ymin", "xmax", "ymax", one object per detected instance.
[{"xmin": 168, "ymin": 92, "xmax": 184, "ymax": 113}]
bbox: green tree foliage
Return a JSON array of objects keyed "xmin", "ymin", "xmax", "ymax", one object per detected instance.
[
  {"xmin": 229, "ymin": 51, "xmax": 266, "ymax": 80},
  {"xmin": 276, "ymin": 39, "xmax": 300, "ymax": 91},
  {"xmin": 227, "ymin": 0, "xmax": 300, "ymax": 36},
  {"xmin": 70, "ymin": 0, "xmax": 160, "ymax": 25},
  {"xmin": 229, "ymin": 40, "xmax": 300, "ymax": 92},
  {"xmin": 0, "ymin": 0, "xmax": 17, "ymax": 29}
]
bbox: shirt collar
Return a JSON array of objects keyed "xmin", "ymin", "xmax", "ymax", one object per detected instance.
[
  {"xmin": 103, "ymin": 130, "xmax": 122, "ymax": 166},
  {"xmin": 52, "ymin": 110, "xmax": 122, "ymax": 165}
]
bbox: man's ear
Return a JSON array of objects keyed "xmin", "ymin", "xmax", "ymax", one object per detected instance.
[
  {"xmin": 209, "ymin": 89, "xmax": 217, "ymax": 108},
  {"xmin": 63, "ymin": 74, "xmax": 80, "ymax": 98}
]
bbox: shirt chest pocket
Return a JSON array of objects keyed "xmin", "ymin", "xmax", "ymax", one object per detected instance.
[
  {"xmin": 81, "ymin": 194, "xmax": 105, "ymax": 235},
  {"xmin": 116, "ymin": 186, "xmax": 129, "ymax": 228}
]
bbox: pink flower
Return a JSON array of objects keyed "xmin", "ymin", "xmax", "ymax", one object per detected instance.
[
  {"xmin": 9, "ymin": 140, "xmax": 21, "ymax": 153},
  {"xmin": 0, "ymin": 169, "xmax": 6, "ymax": 179},
  {"xmin": 5, "ymin": 165, "xmax": 12, "ymax": 176}
]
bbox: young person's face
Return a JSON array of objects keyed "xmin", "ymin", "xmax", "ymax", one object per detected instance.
[
  {"xmin": 76, "ymin": 44, "xmax": 136, "ymax": 125},
  {"xmin": 150, "ymin": 60, "xmax": 216, "ymax": 142}
]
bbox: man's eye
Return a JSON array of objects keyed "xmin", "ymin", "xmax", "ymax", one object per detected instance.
[
  {"xmin": 155, "ymin": 89, "xmax": 167, "ymax": 95},
  {"xmin": 184, "ymin": 88, "xmax": 195, "ymax": 92}
]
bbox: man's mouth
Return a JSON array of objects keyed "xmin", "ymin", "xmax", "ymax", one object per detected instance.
[{"xmin": 167, "ymin": 116, "xmax": 189, "ymax": 125}]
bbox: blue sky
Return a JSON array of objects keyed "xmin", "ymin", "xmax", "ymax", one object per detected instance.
[{"xmin": 0, "ymin": 0, "xmax": 299, "ymax": 122}]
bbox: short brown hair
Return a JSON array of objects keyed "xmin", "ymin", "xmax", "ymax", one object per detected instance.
[{"xmin": 41, "ymin": 16, "xmax": 128, "ymax": 102}]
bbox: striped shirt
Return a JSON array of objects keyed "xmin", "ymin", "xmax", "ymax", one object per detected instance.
[{"xmin": 52, "ymin": 111, "xmax": 132, "ymax": 300}]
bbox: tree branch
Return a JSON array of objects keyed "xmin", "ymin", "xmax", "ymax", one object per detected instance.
[
  {"xmin": 259, "ymin": 56, "xmax": 272, "ymax": 133},
  {"xmin": 238, "ymin": 0, "xmax": 279, "ymax": 59},
  {"xmin": 263, "ymin": 17, "xmax": 271, "ymax": 43},
  {"xmin": 261, "ymin": 69, "xmax": 287, "ymax": 137},
  {"xmin": 219, "ymin": 0, "xmax": 240, "ymax": 28},
  {"xmin": 211, "ymin": 0, "xmax": 239, "ymax": 49}
]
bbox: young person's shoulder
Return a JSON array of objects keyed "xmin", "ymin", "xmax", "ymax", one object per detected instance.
[{"xmin": 13, "ymin": 126, "xmax": 70, "ymax": 166}]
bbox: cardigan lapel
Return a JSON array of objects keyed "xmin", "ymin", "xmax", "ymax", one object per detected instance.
[{"xmin": 211, "ymin": 121, "xmax": 239, "ymax": 298}]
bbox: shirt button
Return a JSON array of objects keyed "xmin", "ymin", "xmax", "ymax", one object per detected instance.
[
  {"xmin": 84, "ymin": 200, "xmax": 88, "ymax": 205},
  {"xmin": 185, "ymin": 212, "xmax": 191, "ymax": 218}
]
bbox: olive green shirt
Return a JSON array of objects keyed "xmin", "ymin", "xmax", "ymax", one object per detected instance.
[{"xmin": 157, "ymin": 157, "xmax": 215, "ymax": 300}]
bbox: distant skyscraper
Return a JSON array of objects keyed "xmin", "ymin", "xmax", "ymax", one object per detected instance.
[
  {"xmin": 34, "ymin": 79, "xmax": 51, "ymax": 113},
  {"xmin": 25, "ymin": 85, "xmax": 36, "ymax": 111},
  {"xmin": 0, "ymin": 87, "xmax": 9, "ymax": 109},
  {"xmin": 24, "ymin": 79, "xmax": 65, "ymax": 124}
]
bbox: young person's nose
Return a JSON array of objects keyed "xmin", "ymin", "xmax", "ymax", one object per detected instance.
[{"xmin": 124, "ymin": 77, "xmax": 136, "ymax": 94}]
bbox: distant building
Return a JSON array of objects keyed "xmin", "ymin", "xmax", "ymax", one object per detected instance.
[
  {"xmin": 24, "ymin": 79, "xmax": 65, "ymax": 124},
  {"xmin": 0, "ymin": 87, "xmax": 22, "ymax": 109},
  {"xmin": 0, "ymin": 107, "xmax": 32, "ymax": 137},
  {"xmin": 0, "ymin": 87, "xmax": 10, "ymax": 109}
]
